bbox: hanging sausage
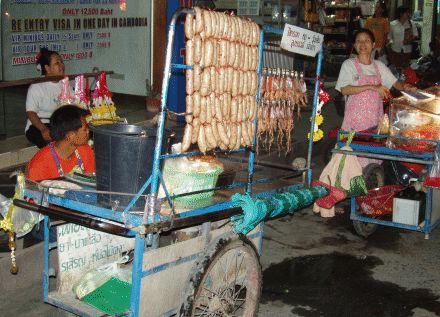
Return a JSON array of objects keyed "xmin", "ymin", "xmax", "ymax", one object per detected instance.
[{"xmin": 183, "ymin": 8, "xmax": 261, "ymax": 153}]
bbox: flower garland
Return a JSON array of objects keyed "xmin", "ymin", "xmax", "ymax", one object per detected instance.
[{"xmin": 308, "ymin": 80, "xmax": 331, "ymax": 142}]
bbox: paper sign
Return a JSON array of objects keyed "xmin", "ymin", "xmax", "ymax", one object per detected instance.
[
  {"xmin": 57, "ymin": 223, "xmax": 134, "ymax": 292},
  {"xmin": 280, "ymin": 24, "xmax": 324, "ymax": 57}
]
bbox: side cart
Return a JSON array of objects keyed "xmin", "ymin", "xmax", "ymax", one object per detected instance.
[
  {"xmin": 14, "ymin": 8, "xmax": 325, "ymax": 317},
  {"xmin": 333, "ymin": 89, "xmax": 440, "ymax": 239}
]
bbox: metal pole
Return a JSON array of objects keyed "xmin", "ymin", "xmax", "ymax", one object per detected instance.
[
  {"xmin": 0, "ymin": 71, "xmax": 115, "ymax": 89},
  {"xmin": 247, "ymin": 29, "xmax": 265, "ymax": 195},
  {"xmin": 0, "ymin": 2, "xmax": 5, "ymax": 138},
  {"xmin": 145, "ymin": 8, "xmax": 194, "ymax": 247},
  {"xmin": 306, "ymin": 49, "xmax": 323, "ymax": 185},
  {"xmin": 149, "ymin": 8, "xmax": 194, "ymax": 197},
  {"xmin": 331, "ymin": 149, "xmax": 437, "ymax": 165}
]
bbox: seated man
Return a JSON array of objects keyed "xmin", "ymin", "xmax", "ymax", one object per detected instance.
[{"xmin": 28, "ymin": 104, "xmax": 95, "ymax": 181}]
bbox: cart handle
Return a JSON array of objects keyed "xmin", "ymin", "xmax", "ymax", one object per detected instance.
[
  {"xmin": 13, "ymin": 199, "xmax": 135, "ymax": 237},
  {"xmin": 138, "ymin": 207, "xmax": 242, "ymax": 234}
]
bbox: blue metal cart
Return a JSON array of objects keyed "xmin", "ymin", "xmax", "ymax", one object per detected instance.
[
  {"xmin": 15, "ymin": 8, "xmax": 324, "ymax": 317},
  {"xmin": 333, "ymin": 131, "xmax": 440, "ymax": 239}
]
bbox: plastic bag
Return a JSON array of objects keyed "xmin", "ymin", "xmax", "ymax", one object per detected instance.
[
  {"xmin": 424, "ymin": 152, "xmax": 440, "ymax": 188},
  {"xmin": 377, "ymin": 114, "xmax": 390, "ymax": 135},
  {"xmin": 313, "ymin": 132, "xmax": 367, "ymax": 218},
  {"xmin": 58, "ymin": 76, "xmax": 75, "ymax": 106},
  {"xmin": 0, "ymin": 172, "xmax": 42, "ymax": 237},
  {"xmin": 158, "ymin": 143, "xmax": 224, "ymax": 202},
  {"xmin": 312, "ymin": 179, "xmax": 346, "ymax": 209},
  {"xmin": 72, "ymin": 256, "xmax": 132, "ymax": 300}
]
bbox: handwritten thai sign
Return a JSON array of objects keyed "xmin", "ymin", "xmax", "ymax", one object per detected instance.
[
  {"xmin": 280, "ymin": 24, "xmax": 323, "ymax": 57},
  {"xmin": 57, "ymin": 223, "xmax": 134, "ymax": 292}
]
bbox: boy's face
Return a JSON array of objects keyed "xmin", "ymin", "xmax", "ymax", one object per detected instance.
[{"xmin": 71, "ymin": 117, "xmax": 90, "ymax": 145}]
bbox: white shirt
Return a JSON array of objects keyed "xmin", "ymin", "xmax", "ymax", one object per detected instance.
[
  {"xmin": 335, "ymin": 58, "xmax": 398, "ymax": 104},
  {"xmin": 388, "ymin": 19, "xmax": 418, "ymax": 54},
  {"xmin": 25, "ymin": 81, "xmax": 63, "ymax": 132}
]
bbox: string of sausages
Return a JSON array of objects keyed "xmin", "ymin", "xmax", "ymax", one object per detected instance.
[
  {"xmin": 258, "ymin": 68, "xmax": 308, "ymax": 154},
  {"xmin": 181, "ymin": 7, "xmax": 260, "ymax": 153}
]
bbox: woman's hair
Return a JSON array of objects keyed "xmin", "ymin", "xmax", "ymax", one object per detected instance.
[
  {"xmin": 50, "ymin": 105, "xmax": 90, "ymax": 141},
  {"xmin": 353, "ymin": 28, "xmax": 375, "ymax": 43},
  {"xmin": 396, "ymin": 6, "xmax": 410, "ymax": 19},
  {"xmin": 374, "ymin": 2, "xmax": 388, "ymax": 18},
  {"xmin": 36, "ymin": 47, "xmax": 59, "ymax": 76}
]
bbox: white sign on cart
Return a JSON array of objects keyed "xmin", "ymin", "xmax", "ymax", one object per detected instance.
[
  {"xmin": 57, "ymin": 223, "xmax": 134, "ymax": 292},
  {"xmin": 280, "ymin": 24, "xmax": 324, "ymax": 57}
]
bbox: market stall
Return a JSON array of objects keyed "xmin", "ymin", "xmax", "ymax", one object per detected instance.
[
  {"xmin": 3, "ymin": 7, "xmax": 329, "ymax": 317},
  {"xmin": 333, "ymin": 86, "xmax": 440, "ymax": 239}
]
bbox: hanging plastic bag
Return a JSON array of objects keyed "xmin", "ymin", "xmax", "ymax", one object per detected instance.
[
  {"xmin": 58, "ymin": 76, "xmax": 75, "ymax": 106},
  {"xmin": 0, "ymin": 172, "xmax": 42, "ymax": 238},
  {"xmin": 424, "ymin": 152, "xmax": 440, "ymax": 188},
  {"xmin": 313, "ymin": 132, "xmax": 367, "ymax": 217},
  {"xmin": 334, "ymin": 132, "xmax": 368, "ymax": 197},
  {"xmin": 312, "ymin": 179, "xmax": 346, "ymax": 209}
]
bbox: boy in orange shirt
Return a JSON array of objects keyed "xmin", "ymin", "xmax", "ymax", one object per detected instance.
[{"xmin": 28, "ymin": 105, "xmax": 95, "ymax": 181}]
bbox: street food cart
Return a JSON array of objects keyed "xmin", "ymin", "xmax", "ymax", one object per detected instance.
[
  {"xmin": 11, "ymin": 8, "xmax": 327, "ymax": 317},
  {"xmin": 333, "ymin": 86, "xmax": 440, "ymax": 238}
]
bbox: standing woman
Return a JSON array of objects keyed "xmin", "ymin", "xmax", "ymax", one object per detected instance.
[
  {"xmin": 335, "ymin": 29, "xmax": 413, "ymax": 166},
  {"xmin": 388, "ymin": 6, "xmax": 418, "ymax": 69},
  {"xmin": 364, "ymin": 2, "xmax": 389, "ymax": 63},
  {"xmin": 25, "ymin": 48, "xmax": 66, "ymax": 148}
]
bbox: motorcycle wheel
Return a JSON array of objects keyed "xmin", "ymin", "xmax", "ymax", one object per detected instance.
[{"xmin": 352, "ymin": 163, "xmax": 385, "ymax": 238}]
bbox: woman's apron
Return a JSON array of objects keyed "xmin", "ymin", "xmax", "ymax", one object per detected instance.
[
  {"xmin": 49, "ymin": 143, "xmax": 85, "ymax": 177},
  {"xmin": 341, "ymin": 59, "xmax": 383, "ymax": 167}
]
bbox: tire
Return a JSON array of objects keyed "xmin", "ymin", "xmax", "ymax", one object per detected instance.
[
  {"xmin": 352, "ymin": 164, "xmax": 385, "ymax": 238},
  {"xmin": 362, "ymin": 163, "xmax": 385, "ymax": 190},
  {"xmin": 180, "ymin": 236, "xmax": 262, "ymax": 317},
  {"xmin": 353, "ymin": 220, "xmax": 379, "ymax": 238}
]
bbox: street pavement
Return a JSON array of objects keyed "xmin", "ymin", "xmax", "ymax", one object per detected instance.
[{"xmin": 1, "ymin": 90, "xmax": 440, "ymax": 317}]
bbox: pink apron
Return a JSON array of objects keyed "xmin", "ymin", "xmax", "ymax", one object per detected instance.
[{"xmin": 342, "ymin": 59, "xmax": 383, "ymax": 167}]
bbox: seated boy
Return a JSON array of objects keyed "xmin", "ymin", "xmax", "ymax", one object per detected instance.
[{"xmin": 28, "ymin": 105, "xmax": 95, "ymax": 181}]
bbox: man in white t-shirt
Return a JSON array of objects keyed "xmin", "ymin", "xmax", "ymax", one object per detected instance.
[
  {"xmin": 388, "ymin": 6, "xmax": 418, "ymax": 69},
  {"xmin": 25, "ymin": 48, "xmax": 65, "ymax": 148}
]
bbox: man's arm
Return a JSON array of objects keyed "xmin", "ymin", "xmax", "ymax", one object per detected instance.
[{"xmin": 27, "ymin": 111, "xmax": 51, "ymax": 141}]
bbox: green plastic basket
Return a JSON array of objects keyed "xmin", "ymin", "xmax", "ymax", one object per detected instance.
[{"xmin": 164, "ymin": 164, "xmax": 223, "ymax": 205}]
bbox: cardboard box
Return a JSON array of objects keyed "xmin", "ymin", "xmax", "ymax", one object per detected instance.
[{"xmin": 392, "ymin": 197, "xmax": 420, "ymax": 226}]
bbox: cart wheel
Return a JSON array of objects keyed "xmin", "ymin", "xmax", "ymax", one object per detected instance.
[
  {"xmin": 353, "ymin": 220, "xmax": 378, "ymax": 238},
  {"xmin": 181, "ymin": 236, "xmax": 262, "ymax": 317},
  {"xmin": 363, "ymin": 163, "xmax": 384, "ymax": 190},
  {"xmin": 352, "ymin": 164, "xmax": 385, "ymax": 238}
]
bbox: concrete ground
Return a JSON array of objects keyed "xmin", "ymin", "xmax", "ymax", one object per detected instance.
[{"xmin": 1, "ymin": 87, "xmax": 440, "ymax": 317}]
